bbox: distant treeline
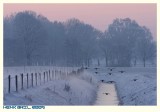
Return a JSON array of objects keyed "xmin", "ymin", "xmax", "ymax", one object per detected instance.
[{"xmin": 3, "ymin": 11, "xmax": 156, "ymax": 67}]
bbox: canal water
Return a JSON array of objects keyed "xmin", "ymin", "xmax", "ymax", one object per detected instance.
[{"xmin": 94, "ymin": 83, "xmax": 119, "ymax": 105}]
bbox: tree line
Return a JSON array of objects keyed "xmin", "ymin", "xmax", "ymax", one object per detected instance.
[{"xmin": 3, "ymin": 11, "xmax": 156, "ymax": 67}]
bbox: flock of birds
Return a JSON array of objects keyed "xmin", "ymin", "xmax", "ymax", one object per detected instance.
[
  {"xmin": 84, "ymin": 67, "xmax": 139, "ymax": 96},
  {"xmin": 85, "ymin": 67, "xmax": 139, "ymax": 83},
  {"xmin": 84, "ymin": 67, "xmax": 126, "ymax": 75},
  {"xmin": 84, "ymin": 67, "xmax": 126, "ymax": 96}
]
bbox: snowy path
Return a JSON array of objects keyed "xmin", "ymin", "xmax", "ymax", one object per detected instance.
[{"xmin": 94, "ymin": 83, "xmax": 119, "ymax": 105}]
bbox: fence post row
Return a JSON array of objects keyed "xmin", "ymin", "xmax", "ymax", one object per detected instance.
[{"xmin": 6, "ymin": 67, "xmax": 82, "ymax": 93}]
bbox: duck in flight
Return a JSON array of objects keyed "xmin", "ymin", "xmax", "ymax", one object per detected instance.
[
  {"xmin": 103, "ymin": 93, "xmax": 110, "ymax": 95},
  {"xmin": 119, "ymin": 70, "xmax": 125, "ymax": 73},
  {"xmin": 108, "ymin": 73, "xmax": 112, "ymax": 75},
  {"xmin": 94, "ymin": 67, "xmax": 99, "ymax": 70},
  {"xmin": 108, "ymin": 68, "xmax": 115, "ymax": 71}
]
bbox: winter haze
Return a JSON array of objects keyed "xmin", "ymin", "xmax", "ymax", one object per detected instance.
[{"xmin": 3, "ymin": 4, "xmax": 156, "ymax": 106}]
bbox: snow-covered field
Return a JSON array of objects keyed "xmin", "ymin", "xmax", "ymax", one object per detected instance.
[{"xmin": 3, "ymin": 66, "xmax": 156, "ymax": 105}]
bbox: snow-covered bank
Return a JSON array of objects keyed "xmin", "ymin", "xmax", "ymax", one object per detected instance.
[
  {"xmin": 4, "ymin": 71, "xmax": 98, "ymax": 105},
  {"xmin": 88, "ymin": 67, "xmax": 157, "ymax": 105}
]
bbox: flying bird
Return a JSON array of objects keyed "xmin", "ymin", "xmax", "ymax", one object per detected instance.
[
  {"xmin": 108, "ymin": 73, "xmax": 112, "ymax": 75},
  {"xmin": 94, "ymin": 67, "xmax": 99, "ymax": 70},
  {"xmin": 108, "ymin": 68, "xmax": 115, "ymax": 71},
  {"xmin": 103, "ymin": 93, "xmax": 110, "ymax": 95},
  {"xmin": 101, "ymin": 80, "xmax": 104, "ymax": 82},
  {"xmin": 119, "ymin": 70, "xmax": 125, "ymax": 73},
  {"xmin": 133, "ymin": 79, "xmax": 137, "ymax": 81},
  {"xmin": 108, "ymin": 81, "xmax": 115, "ymax": 83}
]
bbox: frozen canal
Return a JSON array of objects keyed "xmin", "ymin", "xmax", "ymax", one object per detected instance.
[{"xmin": 94, "ymin": 83, "xmax": 119, "ymax": 105}]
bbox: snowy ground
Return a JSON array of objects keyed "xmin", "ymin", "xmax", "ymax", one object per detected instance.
[
  {"xmin": 88, "ymin": 67, "xmax": 157, "ymax": 105},
  {"xmin": 3, "ymin": 66, "xmax": 156, "ymax": 105}
]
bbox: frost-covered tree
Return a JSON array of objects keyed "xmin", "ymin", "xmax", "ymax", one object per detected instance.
[
  {"xmin": 3, "ymin": 11, "xmax": 156, "ymax": 67},
  {"xmin": 38, "ymin": 16, "xmax": 65, "ymax": 66},
  {"xmin": 102, "ymin": 18, "xmax": 144, "ymax": 66},
  {"xmin": 135, "ymin": 27, "xmax": 156, "ymax": 67},
  {"xmin": 99, "ymin": 33, "xmax": 112, "ymax": 67},
  {"xmin": 13, "ymin": 11, "xmax": 47, "ymax": 66},
  {"xmin": 64, "ymin": 18, "xmax": 100, "ymax": 67},
  {"xmin": 99, "ymin": 18, "xmax": 156, "ymax": 67}
]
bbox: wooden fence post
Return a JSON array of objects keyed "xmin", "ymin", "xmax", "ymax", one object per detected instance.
[
  {"xmin": 35, "ymin": 73, "xmax": 37, "ymax": 86},
  {"xmin": 31, "ymin": 73, "xmax": 33, "ymax": 87},
  {"xmin": 46, "ymin": 71, "xmax": 48, "ymax": 82},
  {"xmin": 21, "ymin": 73, "xmax": 23, "ymax": 89},
  {"xmin": 8, "ymin": 75, "xmax": 11, "ymax": 93},
  {"xmin": 59, "ymin": 70, "xmax": 61, "ymax": 79},
  {"xmin": 52, "ymin": 70, "xmax": 54, "ymax": 80},
  {"xmin": 15, "ymin": 75, "xmax": 18, "ymax": 92},
  {"xmin": 44, "ymin": 72, "xmax": 45, "ymax": 83},
  {"xmin": 55, "ymin": 70, "xmax": 56, "ymax": 80},
  {"xmin": 49, "ymin": 70, "xmax": 51, "ymax": 81},
  {"xmin": 27, "ymin": 73, "xmax": 29, "ymax": 88},
  {"xmin": 55, "ymin": 70, "xmax": 57, "ymax": 80},
  {"xmin": 39, "ymin": 73, "xmax": 41, "ymax": 85}
]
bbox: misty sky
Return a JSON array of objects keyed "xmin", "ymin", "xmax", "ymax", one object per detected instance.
[{"xmin": 4, "ymin": 3, "xmax": 157, "ymax": 38}]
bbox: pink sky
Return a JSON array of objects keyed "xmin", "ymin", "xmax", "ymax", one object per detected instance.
[{"xmin": 4, "ymin": 3, "xmax": 157, "ymax": 38}]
